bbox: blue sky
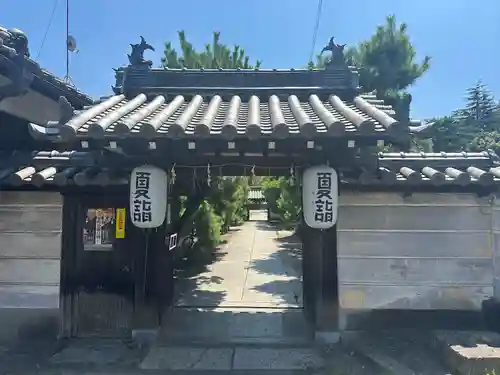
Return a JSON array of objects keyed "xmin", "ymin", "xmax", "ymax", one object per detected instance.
[{"xmin": 3, "ymin": 0, "xmax": 499, "ymax": 119}]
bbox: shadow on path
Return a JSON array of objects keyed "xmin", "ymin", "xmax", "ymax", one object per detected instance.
[
  {"xmin": 245, "ymin": 221, "xmax": 304, "ymax": 308},
  {"xmin": 172, "ymin": 240, "xmax": 229, "ymax": 308},
  {"xmin": 251, "ymin": 222, "xmax": 302, "ymax": 273}
]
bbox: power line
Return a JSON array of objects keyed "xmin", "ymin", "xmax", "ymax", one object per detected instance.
[
  {"xmin": 64, "ymin": 0, "xmax": 71, "ymax": 83},
  {"xmin": 309, "ymin": 0, "xmax": 324, "ymax": 64},
  {"xmin": 36, "ymin": 0, "xmax": 60, "ymax": 60}
]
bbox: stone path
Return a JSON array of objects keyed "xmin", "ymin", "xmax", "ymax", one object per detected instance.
[{"xmin": 174, "ymin": 218, "xmax": 303, "ymax": 309}]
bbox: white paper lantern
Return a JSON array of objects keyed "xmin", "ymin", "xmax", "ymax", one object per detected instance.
[
  {"xmin": 129, "ymin": 165, "xmax": 168, "ymax": 228},
  {"xmin": 302, "ymin": 165, "xmax": 338, "ymax": 229}
]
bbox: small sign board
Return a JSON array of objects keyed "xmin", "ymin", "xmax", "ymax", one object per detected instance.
[
  {"xmin": 168, "ymin": 233, "xmax": 178, "ymax": 251},
  {"xmin": 302, "ymin": 165, "xmax": 338, "ymax": 229},
  {"xmin": 115, "ymin": 208, "xmax": 126, "ymax": 239}
]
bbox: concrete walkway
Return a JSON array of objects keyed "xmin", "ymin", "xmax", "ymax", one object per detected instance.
[{"xmin": 174, "ymin": 217, "xmax": 303, "ymax": 309}]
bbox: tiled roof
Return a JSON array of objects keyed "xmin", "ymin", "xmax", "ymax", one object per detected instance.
[
  {"xmin": 29, "ymin": 93, "xmax": 404, "ymax": 141},
  {"xmin": 1, "ymin": 151, "xmax": 499, "ymax": 190},
  {"xmin": 358, "ymin": 152, "xmax": 500, "ymax": 186}
]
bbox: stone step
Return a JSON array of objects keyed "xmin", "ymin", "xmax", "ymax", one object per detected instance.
[
  {"xmin": 343, "ymin": 330, "xmax": 452, "ymax": 375},
  {"xmin": 158, "ymin": 336, "xmax": 314, "ymax": 348},
  {"xmin": 433, "ymin": 330, "xmax": 500, "ymax": 375},
  {"xmin": 160, "ymin": 307, "xmax": 312, "ymax": 346},
  {"xmin": 139, "ymin": 345, "xmax": 325, "ymax": 371}
]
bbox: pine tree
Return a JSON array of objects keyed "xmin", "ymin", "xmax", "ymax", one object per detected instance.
[
  {"xmin": 161, "ymin": 31, "xmax": 261, "ymax": 69},
  {"xmin": 419, "ymin": 83, "xmax": 500, "ymax": 153},
  {"xmin": 458, "ymin": 81, "xmax": 498, "ymax": 132},
  {"xmin": 312, "ymin": 15, "xmax": 431, "ymax": 95}
]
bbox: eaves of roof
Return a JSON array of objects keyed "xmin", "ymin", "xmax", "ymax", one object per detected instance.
[{"xmin": 0, "ymin": 151, "xmax": 499, "ymax": 191}]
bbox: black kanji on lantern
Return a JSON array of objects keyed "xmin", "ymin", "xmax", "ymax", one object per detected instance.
[
  {"xmin": 132, "ymin": 171, "xmax": 153, "ymax": 223},
  {"xmin": 134, "ymin": 172, "xmax": 151, "ymax": 197},
  {"xmin": 314, "ymin": 172, "xmax": 334, "ymax": 223}
]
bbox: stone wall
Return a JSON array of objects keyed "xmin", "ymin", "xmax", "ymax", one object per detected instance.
[{"xmin": 337, "ymin": 192, "xmax": 494, "ymax": 312}]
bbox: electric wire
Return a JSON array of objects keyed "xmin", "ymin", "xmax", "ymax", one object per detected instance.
[
  {"xmin": 36, "ymin": 0, "xmax": 60, "ymax": 59},
  {"xmin": 308, "ymin": 0, "xmax": 324, "ymax": 64}
]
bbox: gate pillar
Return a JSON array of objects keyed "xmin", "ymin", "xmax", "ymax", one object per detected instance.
[
  {"xmin": 132, "ymin": 228, "xmax": 164, "ymax": 344},
  {"xmin": 301, "ymin": 222, "xmax": 339, "ymax": 344},
  {"xmin": 301, "ymin": 165, "xmax": 340, "ymax": 344}
]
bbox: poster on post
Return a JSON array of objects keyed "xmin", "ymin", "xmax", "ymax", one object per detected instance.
[{"xmin": 115, "ymin": 208, "xmax": 126, "ymax": 238}]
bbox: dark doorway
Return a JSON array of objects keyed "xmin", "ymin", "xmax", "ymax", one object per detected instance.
[{"xmin": 60, "ymin": 193, "xmax": 138, "ymax": 338}]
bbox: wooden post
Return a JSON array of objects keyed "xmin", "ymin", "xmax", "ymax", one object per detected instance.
[
  {"xmin": 59, "ymin": 193, "xmax": 78, "ymax": 338},
  {"xmin": 132, "ymin": 227, "xmax": 166, "ymax": 344},
  {"xmin": 301, "ymin": 222, "xmax": 339, "ymax": 343},
  {"xmin": 301, "ymin": 165, "xmax": 340, "ymax": 344}
]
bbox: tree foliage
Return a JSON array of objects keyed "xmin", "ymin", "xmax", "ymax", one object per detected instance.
[
  {"xmin": 313, "ymin": 15, "xmax": 430, "ymax": 96},
  {"xmin": 457, "ymin": 81, "xmax": 499, "ymax": 133},
  {"xmin": 262, "ymin": 177, "xmax": 301, "ymax": 228},
  {"xmin": 207, "ymin": 177, "xmax": 249, "ymax": 233},
  {"xmin": 161, "ymin": 30, "xmax": 261, "ymax": 69},
  {"xmin": 418, "ymin": 81, "xmax": 500, "ymax": 153}
]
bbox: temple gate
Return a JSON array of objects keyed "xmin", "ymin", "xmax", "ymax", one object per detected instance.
[{"xmin": 1, "ymin": 31, "xmax": 500, "ymax": 343}]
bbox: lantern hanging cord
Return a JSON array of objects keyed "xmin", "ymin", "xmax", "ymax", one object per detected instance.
[
  {"xmin": 166, "ymin": 163, "xmax": 303, "ymax": 170},
  {"xmin": 206, "ymin": 162, "xmax": 211, "ymax": 186},
  {"xmin": 170, "ymin": 163, "xmax": 176, "ymax": 185},
  {"xmin": 289, "ymin": 163, "xmax": 295, "ymax": 185}
]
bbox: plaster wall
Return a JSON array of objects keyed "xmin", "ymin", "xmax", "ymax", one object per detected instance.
[
  {"xmin": 0, "ymin": 191, "xmax": 61, "ymax": 342},
  {"xmin": 337, "ymin": 192, "xmax": 495, "ymax": 311}
]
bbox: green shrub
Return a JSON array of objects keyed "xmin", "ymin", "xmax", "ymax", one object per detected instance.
[
  {"xmin": 193, "ymin": 200, "xmax": 223, "ymax": 249},
  {"xmin": 262, "ymin": 177, "xmax": 301, "ymax": 227},
  {"xmin": 207, "ymin": 176, "xmax": 249, "ymax": 233},
  {"xmin": 187, "ymin": 177, "xmax": 251, "ymax": 254}
]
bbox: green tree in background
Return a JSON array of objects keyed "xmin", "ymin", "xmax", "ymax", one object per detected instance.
[
  {"xmin": 420, "ymin": 82, "xmax": 500, "ymax": 153},
  {"xmin": 161, "ymin": 31, "xmax": 257, "ymax": 250},
  {"xmin": 208, "ymin": 177, "xmax": 249, "ymax": 234},
  {"xmin": 312, "ymin": 15, "xmax": 431, "ymax": 96},
  {"xmin": 426, "ymin": 116, "xmax": 465, "ymax": 152},
  {"xmin": 457, "ymin": 81, "xmax": 499, "ymax": 132},
  {"xmin": 161, "ymin": 30, "xmax": 261, "ymax": 69},
  {"xmin": 262, "ymin": 177, "xmax": 301, "ymax": 229}
]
